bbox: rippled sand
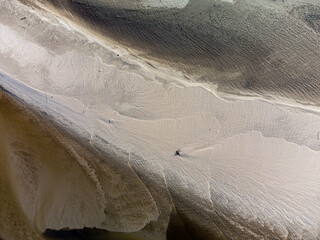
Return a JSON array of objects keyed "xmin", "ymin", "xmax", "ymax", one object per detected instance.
[
  {"xmin": 20, "ymin": 0, "xmax": 320, "ymax": 104},
  {"xmin": 1, "ymin": 0, "xmax": 320, "ymax": 239}
]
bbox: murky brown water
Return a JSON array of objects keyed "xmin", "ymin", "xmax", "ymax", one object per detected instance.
[
  {"xmin": 0, "ymin": 91, "xmax": 46, "ymax": 240},
  {"xmin": 0, "ymin": 86, "xmax": 215, "ymax": 240},
  {"xmin": 0, "ymin": 91, "xmax": 152, "ymax": 240}
]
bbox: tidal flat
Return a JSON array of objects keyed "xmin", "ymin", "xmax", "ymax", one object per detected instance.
[{"xmin": 1, "ymin": 0, "xmax": 320, "ymax": 239}]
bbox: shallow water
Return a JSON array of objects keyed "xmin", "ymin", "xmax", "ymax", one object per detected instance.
[
  {"xmin": 0, "ymin": 91, "xmax": 45, "ymax": 240},
  {"xmin": 0, "ymin": 91, "xmax": 152, "ymax": 240},
  {"xmin": 20, "ymin": 0, "xmax": 320, "ymax": 103},
  {"xmin": 0, "ymin": 88, "xmax": 222, "ymax": 239}
]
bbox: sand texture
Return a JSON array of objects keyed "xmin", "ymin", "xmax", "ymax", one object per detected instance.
[{"xmin": 0, "ymin": 0, "xmax": 319, "ymax": 239}]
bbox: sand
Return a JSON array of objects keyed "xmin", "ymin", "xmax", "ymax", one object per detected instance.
[
  {"xmin": 0, "ymin": 0, "xmax": 320, "ymax": 239},
  {"xmin": 19, "ymin": 0, "xmax": 320, "ymax": 104}
]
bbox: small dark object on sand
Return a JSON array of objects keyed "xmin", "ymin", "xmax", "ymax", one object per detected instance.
[
  {"xmin": 175, "ymin": 150, "xmax": 181, "ymax": 156},
  {"xmin": 20, "ymin": 17, "xmax": 26, "ymax": 20}
]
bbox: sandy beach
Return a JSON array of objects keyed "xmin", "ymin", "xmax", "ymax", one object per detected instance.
[{"xmin": 0, "ymin": 0, "xmax": 320, "ymax": 239}]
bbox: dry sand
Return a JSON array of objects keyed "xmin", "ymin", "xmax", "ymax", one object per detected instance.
[{"xmin": 0, "ymin": 0, "xmax": 319, "ymax": 239}]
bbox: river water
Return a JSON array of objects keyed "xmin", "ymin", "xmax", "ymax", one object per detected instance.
[{"xmin": 0, "ymin": 91, "xmax": 153, "ymax": 240}]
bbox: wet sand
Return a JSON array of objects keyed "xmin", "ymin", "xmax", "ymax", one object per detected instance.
[
  {"xmin": 0, "ymin": 89, "xmax": 221, "ymax": 240},
  {"xmin": 1, "ymin": 0, "xmax": 320, "ymax": 239},
  {"xmin": 19, "ymin": 0, "xmax": 320, "ymax": 104}
]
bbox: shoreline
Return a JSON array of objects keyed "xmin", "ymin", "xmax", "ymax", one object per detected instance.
[
  {"xmin": 18, "ymin": 0, "xmax": 320, "ymax": 106},
  {"xmin": 0, "ymin": 74, "xmax": 223, "ymax": 240},
  {"xmin": 1, "ymin": 0, "xmax": 320, "ymax": 239},
  {"xmin": 0, "ymin": 88, "xmax": 160, "ymax": 240},
  {"xmin": 0, "ymin": 77, "xmax": 292, "ymax": 240},
  {"xmin": 16, "ymin": 0, "xmax": 320, "ymax": 117}
]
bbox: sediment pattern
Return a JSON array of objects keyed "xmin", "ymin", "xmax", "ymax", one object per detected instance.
[{"xmin": 21, "ymin": 0, "xmax": 320, "ymax": 104}]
